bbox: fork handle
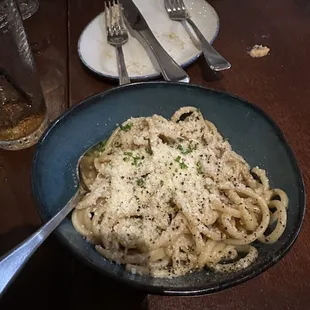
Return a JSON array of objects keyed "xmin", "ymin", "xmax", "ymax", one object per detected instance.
[
  {"xmin": 139, "ymin": 29, "xmax": 189, "ymax": 83},
  {"xmin": 186, "ymin": 19, "xmax": 231, "ymax": 71},
  {"xmin": 116, "ymin": 45, "xmax": 130, "ymax": 85},
  {"xmin": 0, "ymin": 188, "xmax": 84, "ymax": 297}
]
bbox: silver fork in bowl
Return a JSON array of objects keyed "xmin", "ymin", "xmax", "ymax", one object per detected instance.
[
  {"xmin": 164, "ymin": 0, "xmax": 231, "ymax": 72},
  {"xmin": 105, "ymin": 0, "xmax": 130, "ymax": 85}
]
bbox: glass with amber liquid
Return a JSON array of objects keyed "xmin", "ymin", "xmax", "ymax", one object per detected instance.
[{"xmin": 0, "ymin": 0, "xmax": 48, "ymax": 150}]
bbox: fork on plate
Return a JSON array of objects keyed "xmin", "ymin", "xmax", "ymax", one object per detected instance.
[
  {"xmin": 164, "ymin": 0, "xmax": 231, "ymax": 72},
  {"xmin": 105, "ymin": 0, "xmax": 131, "ymax": 85}
]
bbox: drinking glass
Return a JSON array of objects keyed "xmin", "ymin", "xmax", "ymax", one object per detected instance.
[{"xmin": 0, "ymin": 0, "xmax": 48, "ymax": 150}]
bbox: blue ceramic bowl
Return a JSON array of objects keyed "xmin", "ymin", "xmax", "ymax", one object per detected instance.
[{"xmin": 32, "ymin": 82, "xmax": 305, "ymax": 295}]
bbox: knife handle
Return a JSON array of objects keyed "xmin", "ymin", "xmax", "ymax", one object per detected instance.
[
  {"xmin": 185, "ymin": 19, "xmax": 231, "ymax": 72},
  {"xmin": 139, "ymin": 29, "xmax": 189, "ymax": 83}
]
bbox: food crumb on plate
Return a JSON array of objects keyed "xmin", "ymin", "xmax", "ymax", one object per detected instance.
[{"xmin": 249, "ymin": 44, "xmax": 270, "ymax": 58}]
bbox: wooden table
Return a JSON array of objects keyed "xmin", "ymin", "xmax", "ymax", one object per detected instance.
[{"xmin": 1, "ymin": 0, "xmax": 310, "ymax": 309}]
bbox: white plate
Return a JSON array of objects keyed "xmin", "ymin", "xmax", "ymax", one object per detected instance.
[{"xmin": 78, "ymin": 0, "xmax": 219, "ymax": 80}]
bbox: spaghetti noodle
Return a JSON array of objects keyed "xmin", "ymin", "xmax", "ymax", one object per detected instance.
[{"xmin": 72, "ymin": 107, "xmax": 288, "ymax": 277}]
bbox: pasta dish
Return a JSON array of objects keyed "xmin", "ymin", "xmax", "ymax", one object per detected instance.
[{"xmin": 72, "ymin": 107, "xmax": 288, "ymax": 277}]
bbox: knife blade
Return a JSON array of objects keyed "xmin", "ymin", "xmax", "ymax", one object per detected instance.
[{"xmin": 120, "ymin": 0, "xmax": 189, "ymax": 83}]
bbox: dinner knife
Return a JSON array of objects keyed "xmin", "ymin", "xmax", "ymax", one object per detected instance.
[{"xmin": 119, "ymin": 0, "xmax": 190, "ymax": 83}]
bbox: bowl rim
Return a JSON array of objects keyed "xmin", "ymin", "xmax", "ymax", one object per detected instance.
[{"xmin": 31, "ymin": 81, "xmax": 306, "ymax": 296}]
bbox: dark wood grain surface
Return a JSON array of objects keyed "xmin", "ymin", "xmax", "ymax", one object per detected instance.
[{"xmin": 1, "ymin": 0, "xmax": 310, "ymax": 309}]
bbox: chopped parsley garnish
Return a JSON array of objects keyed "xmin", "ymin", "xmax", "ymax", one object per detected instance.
[
  {"xmin": 123, "ymin": 152, "xmax": 143, "ymax": 166},
  {"xmin": 132, "ymin": 155, "xmax": 142, "ymax": 166},
  {"xmin": 120, "ymin": 123, "xmax": 133, "ymax": 132},
  {"xmin": 136, "ymin": 179, "xmax": 144, "ymax": 186},
  {"xmin": 175, "ymin": 156, "xmax": 188, "ymax": 169},
  {"xmin": 177, "ymin": 144, "xmax": 193, "ymax": 155},
  {"xmin": 180, "ymin": 162, "xmax": 187, "ymax": 169},
  {"xmin": 86, "ymin": 139, "xmax": 107, "ymax": 156}
]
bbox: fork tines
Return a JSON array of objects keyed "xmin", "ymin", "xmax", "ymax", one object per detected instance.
[
  {"xmin": 165, "ymin": 0, "xmax": 189, "ymax": 18},
  {"xmin": 166, "ymin": 0, "xmax": 187, "ymax": 11},
  {"xmin": 104, "ymin": 0, "xmax": 126, "ymax": 36}
]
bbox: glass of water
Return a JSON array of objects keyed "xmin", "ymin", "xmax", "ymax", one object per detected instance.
[{"xmin": 0, "ymin": 0, "xmax": 48, "ymax": 150}]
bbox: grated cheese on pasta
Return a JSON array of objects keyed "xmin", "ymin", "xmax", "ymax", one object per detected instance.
[{"xmin": 72, "ymin": 107, "xmax": 288, "ymax": 277}]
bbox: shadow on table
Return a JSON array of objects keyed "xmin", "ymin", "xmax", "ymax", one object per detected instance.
[
  {"xmin": 0, "ymin": 226, "xmax": 72, "ymax": 310},
  {"xmin": 69, "ymin": 258, "xmax": 148, "ymax": 310},
  {"xmin": 0, "ymin": 225, "xmax": 38, "ymax": 256},
  {"xmin": 197, "ymin": 56, "xmax": 224, "ymax": 83}
]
